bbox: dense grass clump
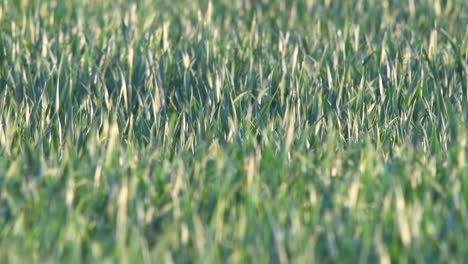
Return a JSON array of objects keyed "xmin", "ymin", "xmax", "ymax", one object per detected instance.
[{"xmin": 0, "ymin": 0, "xmax": 467, "ymax": 262}]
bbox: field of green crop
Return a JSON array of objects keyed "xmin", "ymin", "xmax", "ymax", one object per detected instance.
[{"xmin": 0, "ymin": 0, "xmax": 467, "ymax": 262}]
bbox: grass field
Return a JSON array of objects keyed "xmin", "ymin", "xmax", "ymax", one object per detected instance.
[{"xmin": 0, "ymin": 0, "xmax": 467, "ymax": 262}]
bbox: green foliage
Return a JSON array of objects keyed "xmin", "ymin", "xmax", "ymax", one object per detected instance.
[{"xmin": 0, "ymin": 0, "xmax": 467, "ymax": 262}]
